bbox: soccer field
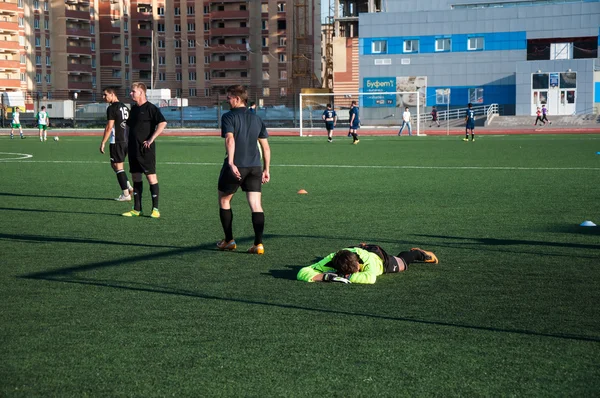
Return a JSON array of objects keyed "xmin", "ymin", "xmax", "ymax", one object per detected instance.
[{"xmin": 1, "ymin": 134, "xmax": 599, "ymax": 396}]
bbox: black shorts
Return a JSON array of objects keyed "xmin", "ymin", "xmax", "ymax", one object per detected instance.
[
  {"xmin": 325, "ymin": 122, "xmax": 334, "ymax": 131},
  {"xmin": 353, "ymin": 244, "xmax": 401, "ymax": 274},
  {"xmin": 129, "ymin": 146, "xmax": 156, "ymax": 175},
  {"xmin": 109, "ymin": 142, "xmax": 128, "ymax": 163},
  {"xmin": 218, "ymin": 164, "xmax": 262, "ymax": 194}
]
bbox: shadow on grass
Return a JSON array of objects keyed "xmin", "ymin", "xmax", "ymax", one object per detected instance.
[
  {"xmin": 266, "ymin": 265, "xmax": 304, "ymax": 280},
  {"xmin": 0, "ymin": 232, "xmax": 186, "ymax": 249},
  {"xmin": 0, "ymin": 191, "xmax": 114, "ymax": 201},
  {"xmin": 17, "ymin": 240, "xmax": 600, "ymax": 344},
  {"xmin": 547, "ymin": 224, "xmax": 600, "ymax": 236},
  {"xmin": 0, "ymin": 206, "xmax": 121, "ymax": 217}
]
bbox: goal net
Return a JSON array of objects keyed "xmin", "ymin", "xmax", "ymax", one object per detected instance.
[{"xmin": 299, "ymin": 91, "xmax": 422, "ymax": 137}]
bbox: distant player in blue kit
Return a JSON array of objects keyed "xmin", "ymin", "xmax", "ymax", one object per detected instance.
[
  {"xmin": 322, "ymin": 104, "xmax": 337, "ymax": 143},
  {"xmin": 348, "ymin": 100, "xmax": 360, "ymax": 144},
  {"xmin": 464, "ymin": 103, "xmax": 475, "ymax": 142}
]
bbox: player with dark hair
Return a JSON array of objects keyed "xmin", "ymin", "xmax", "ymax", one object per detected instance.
[
  {"xmin": 248, "ymin": 101, "xmax": 257, "ymax": 114},
  {"xmin": 430, "ymin": 106, "xmax": 440, "ymax": 127},
  {"xmin": 297, "ymin": 244, "xmax": 439, "ymax": 284},
  {"xmin": 217, "ymin": 85, "xmax": 271, "ymax": 254},
  {"xmin": 100, "ymin": 87, "xmax": 133, "ymax": 201},
  {"xmin": 463, "ymin": 103, "xmax": 475, "ymax": 142},
  {"xmin": 541, "ymin": 104, "xmax": 551, "ymax": 125},
  {"xmin": 122, "ymin": 82, "xmax": 167, "ymax": 218},
  {"xmin": 321, "ymin": 103, "xmax": 337, "ymax": 143},
  {"xmin": 348, "ymin": 100, "xmax": 360, "ymax": 144}
]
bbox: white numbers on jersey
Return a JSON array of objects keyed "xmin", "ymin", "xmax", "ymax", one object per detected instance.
[{"xmin": 120, "ymin": 106, "xmax": 129, "ymax": 121}]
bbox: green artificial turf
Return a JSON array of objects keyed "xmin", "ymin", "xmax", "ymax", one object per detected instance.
[{"xmin": 1, "ymin": 134, "xmax": 599, "ymax": 397}]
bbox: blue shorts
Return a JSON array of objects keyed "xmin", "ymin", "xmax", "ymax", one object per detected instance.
[
  {"xmin": 466, "ymin": 121, "xmax": 475, "ymax": 130},
  {"xmin": 325, "ymin": 122, "xmax": 334, "ymax": 130},
  {"xmin": 351, "ymin": 122, "xmax": 360, "ymax": 130}
]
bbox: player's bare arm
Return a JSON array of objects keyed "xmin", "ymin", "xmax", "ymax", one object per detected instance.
[
  {"xmin": 143, "ymin": 121, "xmax": 167, "ymax": 148},
  {"xmin": 225, "ymin": 132, "xmax": 241, "ymax": 179},
  {"xmin": 259, "ymin": 138, "xmax": 270, "ymax": 183},
  {"xmin": 100, "ymin": 119, "xmax": 115, "ymax": 154}
]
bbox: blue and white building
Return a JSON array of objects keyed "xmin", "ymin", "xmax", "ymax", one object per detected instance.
[{"xmin": 358, "ymin": 0, "xmax": 600, "ymax": 116}]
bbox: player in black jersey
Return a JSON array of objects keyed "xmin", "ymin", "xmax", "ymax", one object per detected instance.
[{"xmin": 100, "ymin": 87, "xmax": 133, "ymax": 201}]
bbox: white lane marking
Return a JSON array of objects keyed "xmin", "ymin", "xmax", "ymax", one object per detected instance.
[{"xmin": 0, "ymin": 152, "xmax": 33, "ymax": 161}]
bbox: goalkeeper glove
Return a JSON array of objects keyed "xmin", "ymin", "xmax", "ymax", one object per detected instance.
[{"xmin": 322, "ymin": 273, "xmax": 351, "ymax": 284}]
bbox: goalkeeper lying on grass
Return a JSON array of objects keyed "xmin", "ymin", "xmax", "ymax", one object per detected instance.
[{"xmin": 297, "ymin": 244, "xmax": 439, "ymax": 284}]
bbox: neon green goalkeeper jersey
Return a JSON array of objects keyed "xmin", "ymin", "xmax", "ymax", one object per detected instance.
[{"xmin": 296, "ymin": 247, "xmax": 384, "ymax": 284}]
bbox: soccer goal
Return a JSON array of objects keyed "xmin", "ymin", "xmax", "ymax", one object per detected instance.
[{"xmin": 299, "ymin": 91, "xmax": 421, "ymax": 137}]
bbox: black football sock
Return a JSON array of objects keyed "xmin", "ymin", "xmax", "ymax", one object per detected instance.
[
  {"xmin": 352, "ymin": 133, "xmax": 358, "ymax": 141},
  {"xmin": 251, "ymin": 212, "xmax": 265, "ymax": 245},
  {"xmin": 116, "ymin": 169, "xmax": 129, "ymax": 191},
  {"xmin": 220, "ymin": 208, "xmax": 233, "ymax": 241},
  {"xmin": 397, "ymin": 250, "xmax": 422, "ymax": 266},
  {"xmin": 133, "ymin": 181, "xmax": 143, "ymax": 211},
  {"xmin": 471, "ymin": 133, "xmax": 475, "ymax": 140},
  {"xmin": 149, "ymin": 183, "xmax": 159, "ymax": 209}
]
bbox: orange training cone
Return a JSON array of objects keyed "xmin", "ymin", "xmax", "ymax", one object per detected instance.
[{"xmin": 297, "ymin": 189, "xmax": 308, "ymax": 194}]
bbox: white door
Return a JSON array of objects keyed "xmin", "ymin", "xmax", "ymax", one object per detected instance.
[{"xmin": 531, "ymin": 90, "xmax": 548, "ymax": 116}]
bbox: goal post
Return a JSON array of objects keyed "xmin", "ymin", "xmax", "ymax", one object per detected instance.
[{"xmin": 299, "ymin": 91, "xmax": 421, "ymax": 137}]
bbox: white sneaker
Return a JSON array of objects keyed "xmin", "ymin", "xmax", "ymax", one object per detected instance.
[{"xmin": 115, "ymin": 194, "xmax": 132, "ymax": 202}]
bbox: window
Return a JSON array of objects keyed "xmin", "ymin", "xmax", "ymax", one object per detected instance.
[
  {"xmin": 468, "ymin": 36, "xmax": 484, "ymax": 51},
  {"xmin": 19, "ymin": 36, "xmax": 24, "ymax": 46},
  {"xmin": 372, "ymin": 40, "xmax": 387, "ymax": 54},
  {"xmin": 204, "ymin": 40, "xmax": 209, "ymax": 48},
  {"xmin": 158, "ymin": 72, "xmax": 166, "ymax": 81},
  {"xmin": 277, "ymin": 20, "xmax": 285, "ymax": 30},
  {"xmin": 176, "ymin": 72, "xmax": 182, "ymax": 81},
  {"xmin": 125, "ymin": 54, "xmax": 129, "ymax": 64},
  {"xmin": 18, "ymin": 17, "xmax": 23, "ymax": 27},
  {"xmin": 261, "ymin": 4, "xmax": 268, "ymax": 12},
  {"xmin": 158, "ymin": 56, "xmax": 165, "ymax": 65},
  {"xmin": 404, "ymin": 39, "xmax": 419, "ymax": 53},
  {"xmin": 35, "ymin": 55, "xmax": 41, "ymax": 65},
  {"xmin": 45, "ymin": 55, "xmax": 50, "ymax": 65},
  {"xmin": 35, "ymin": 37, "xmax": 40, "ymax": 47},
  {"xmin": 34, "ymin": 19, "xmax": 39, "ymax": 29},
  {"xmin": 36, "ymin": 73, "xmax": 41, "ymax": 83},
  {"xmin": 157, "ymin": 7, "xmax": 165, "ymax": 16},
  {"xmin": 45, "ymin": 74, "xmax": 51, "ymax": 83},
  {"xmin": 204, "ymin": 6, "xmax": 210, "ymax": 14},
  {"xmin": 20, "ymin": 72, "xmax": 25, "ymax": 82},
  {"xmin": 44, "ymin": 19, "xmax": 48, "ymax": 30},
  {"xmin": 33, "ymin": 0, "xmax": 39, "ymax": 10},
  {"xmin": 279, "ymin": 70, "xmax": 287, "ymax": 80},
  {"xmin": 90, "ymin": 24, "xmax": 94, "ymax": 34},
  {"xmin": 124, "ymin": 38, "xmax": 128, "ymax": 47},
  {"xmin": 204, "ymin": 89, "xmax": 210, "ymax": 97},
  {"xmin": 20, "ymin": 54, "xmax": 25, "ymax": 64},
  {"xmin": 188, "ymin": 39, "xmax": 195, "ymax": 48},
  {"xmin": 468, "ymin": 88, "xmax": 483, "ymax": 104},
  {"xmin": 175, "ymin": 56, "xmax": 181, "ymax": 65},
  {"xmin": 280, "ymin": 87, "xmax": 287, "ymax": 97},
  {"xmin": 278, "ymin": 53, "xmax": 287, "ymax": 62},
  {"xmin": 112, "ymin": 69, "xmax": 121, "ymax": 78},
  {"xmin": 174, "ymin": 7, "xmax": 180, "ymax": 15},
  {"xmin": 188, "ymin": 23, "xmax": 195, "ymax": 31},
  {"xmin": 277, "ymin": 3, "xmax": 285, "ymax": 12},
  {"xmin": 91, "ymin": 58, "xmax": 96, "ymax": 68},
  {"xmin": 189, "ymin": 88, "xmax": 197, "ymax": 96},
  {"xmin": 91, "ymin": 42, "xmax": 95, "ymax": 50},
  {"xmin": 157, "ymin": 23, "xmax": 165, "ymax": 32},
  {"xmin": 189, "ymin": 72, "xmax": 196, "ymax": 80},
  {"xmin": 240, "ymin": 4, "xmax": 246, "ymax": 11},
  {"xmin": 241, "ymin": 71, "xmax": 247, "ymax": 77},
  {"xmin": 240, "ymin": 22, "xmax": 247, "ymax": 28},
  {"xmin": 189, "ymin": 55, "xmax": 196, "ymax": 64},
  {"xmin": 92, "ymin": 76, "xmax": 96, "ymax": 87},
  {"xmin": 204, "ymin": 56, "xmax": 209, "ymax": 64},
  {"xmin": 43, "ymin": 1, "xmax": 48, "ymax": 11},
  {"xmin": 279, "ymin": 37, "xmax": 286, "ymax": 46},
  {"xmin": 90, "ymin": 7, "xmax": 94, "ymax": 16},
  {"xmin": 175, "ymin": 24, "xmax": 181, "ymax": 32},
  {"xmin": 551, "ymin": 43, "xmax": 572, "ymax": 60},
  {"xmin": 18, "ymin": 0, "xmax": 23, "ymax": 7},
  {"xmin": 187, "ymin": 6, "xmax": 195, "ymax": 15},
  {"xmin": 45, "ymin": 37, "xmax": 50, "ymax": 47},
  {"xmin": 435, "ymin": 88, "xmax": 450, "ymax": 105},
  {"xmin": 262, "ymin": 54, "xmax": 269, "ymax": 63},
  {"xmin": 262, "ymin": 20, "xmax": 267, "ymax": 30},
  {"xmin": 435, "ymin": 38, "xmax": 451, "ymax": 52},
  {"xmin": 158, "ymin": 40, "xmax": 165, "ymax": 48},
  {"xmin": 175, "ymin": 40, "xmax": 181, "ymax": 48},
  {"xmin": 263, "ymin": 87, "xmax": 270, "ymax": 96},
  {"xmin": 125, "ymin": 71, "xmax": 129, "ymax": 80},
  {"xmin": 262, "ymin": 37, "xmax": 269, "ymax": 47},
  {"xmin": 204, "ymin": 23, "xmax": 209, "ymax": 31},
  {"xmin": 124, "ymin": 21, "xmax": 128, "ymax": 31},
  {"xmin": 262, "ymin": 71, "xmax": 269, "ymax": 80},
  {"xmin": 175, "ymin": 88, "xmax": 181, "ymax": 97}
]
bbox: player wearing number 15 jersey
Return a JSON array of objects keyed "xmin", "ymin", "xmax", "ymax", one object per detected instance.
[{"xmin": 100, "ymin": 87, "xmax": 134, "ymax": 201}]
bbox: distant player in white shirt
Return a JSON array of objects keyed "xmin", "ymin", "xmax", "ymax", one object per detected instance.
[
  {"xmin": 36, "ymin": 106, "xmax": 50, "ymax": 141},
  {"xmin": 9, "ymin": 108, "xmax": 24, "ymax": 139},
  {"xmin": 398, "ymin": 107, "xmax": 412, "ymax": 136}
]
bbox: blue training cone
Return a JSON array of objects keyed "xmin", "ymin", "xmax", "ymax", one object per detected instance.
[{"xmin": 580, "ymin": 220, "xmax": 597, "ymax": 227}]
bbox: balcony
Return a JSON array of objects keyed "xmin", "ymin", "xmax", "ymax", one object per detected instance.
[
  {"xmin": 0, "ymin": 40, "xmax": 21, "ymax": 52},
  {"xmin": 209, "ymin": 77, "xmax": 250, "ymax": 87},
  {"xmin": 210, "ymin": 27, "xmax": 249, "ymax": 37},
  {"xmin": 67, "ymin": 45, "xmax": 92, "ymax": 55},
  {"xmin": 67, "ymin": 81, "xmax": 93, "ymax": 90},
  {"xmin": 210, "ymin": 10, "xmax": 248, "ymax": 20},
  {"xmin": 0, "ymin": 59, "xmax": 20, "ymax": 70},
  {"xmin": 0, "ymin": 2, "xmax": 18, "ymax": 14},
  {"xmin": 68, "ymin": 63, "xmax": 93, "ymax": 73},
  {"xmin": 65, "ymin": 9, "xmax": 90, "ymax": 20},
  {"xmin": 0, "ymin": 78, "xmax": 20, "ymax": 89},
  {"xmin": 209, "ymin": 44, "xmax": 247, "ymax": 53},
  {"xmin": 0, "ymin": 21, "xmax": 19, "ymax": 32},
  {"xmin": 66, "ymin": 28, "xmax": 92, "ymax": 38},
  {"xmin": 209, "ymin": 60, "xmax": 248, "ymax": 70}
]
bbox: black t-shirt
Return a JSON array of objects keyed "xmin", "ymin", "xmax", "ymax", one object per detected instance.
[
  {"xmin": 126, "ymin": 101, "xmax": 166, "ymax": 149},
  {"xmin": 107, "ymin": 101, "xmax": 130, "ymax": 143},
  {"xmin": 221, "ymin": 107, "xmax": 268, "ymax": 168}
]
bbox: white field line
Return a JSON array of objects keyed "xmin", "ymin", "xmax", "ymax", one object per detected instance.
[{"xmin": 0, "ymin": 157, "xmax": 599, "ymax": 171}]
